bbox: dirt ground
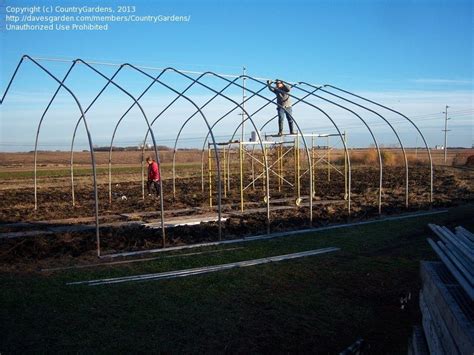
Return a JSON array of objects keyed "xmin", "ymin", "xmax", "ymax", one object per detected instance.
[{"xmin": 1, "ymin": 154, "xmax": 473, "ymax": 270}]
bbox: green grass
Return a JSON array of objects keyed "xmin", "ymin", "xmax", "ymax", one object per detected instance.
[
  {"xmin": 1, "ymin": 204, "xmax": 473, "ymax": 353},
  {"xmin": 0, "ymin": 162, "xmax": 201, "ymax": 180}
]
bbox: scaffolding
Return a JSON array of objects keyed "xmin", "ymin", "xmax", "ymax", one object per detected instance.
[{"xmin": 204, "ymin": 131, "xmax": 349, "ymax": 213}]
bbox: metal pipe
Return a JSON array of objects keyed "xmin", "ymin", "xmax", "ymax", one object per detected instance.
[
  {"xmin": 107, "ymin": 68, "xmax": 170, "ymax": 203},
  {"xmin": 33, "ymin": 62, "xmax": 76, "ymax": 210},
  {"xmin": 15, "ymin": 55, "xmax": 101, "ymax": 257},
  {"xmin": 327, "ymin": 136, "xmax": 331, "ymax": 182},
  {"xmin": 215, "ymin": 79, "xmax": 316, "ymax": 223},
  {"xmin": 73, "ymin": 60, "xmax": 166, "ymax": 249},
  {"xmin": 69, "ymin": 65, "xmax": 125, "ymax": 207},
  {"xmin": 239, "ymin": 142, "xmax": 244, "ymax": 212},
  {"xmin": 122, "ymin": 65, "xmax": 225, "ymax": 241},
  {"xmin": 223, "ymin": 146, "xmax": 227, "ymax": 198},
  {"xmin": 289, "ymin": 84, "xmax": 383, "ymax": 214},
  {"xmin": 234, "ymin": 77, "xmax": 351, "ymax": 216},
  {"xmin": 301, "ymin": 83, "xmax": 409, "ymax": 209},
  {"xmin": 170, "ymin": 75, "xmax": 241, "ymax": 198},
  {"xmin": 324, "ymin": 84, "xmax": 433, "ymax": 204},
  {"xmin": 208, "ymin": 145, "xmax": 212, "ymax": 208},
  {"xmin": 195, "ymin": 85, "xmax": 271, "ymax": 209},
  {"xmin": 156, "ymin": 70, "xmax": 272, "ymax": 234}
]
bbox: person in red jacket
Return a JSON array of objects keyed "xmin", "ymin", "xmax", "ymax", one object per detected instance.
[{"xmin": 146, "ymin": 156, "xmax": 161, "ymax": 197}]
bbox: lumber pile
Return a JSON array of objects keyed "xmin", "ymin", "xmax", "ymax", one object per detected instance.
[{"xmin": 408, "ymin": 225, "xmax": 474, "ymax": 355}]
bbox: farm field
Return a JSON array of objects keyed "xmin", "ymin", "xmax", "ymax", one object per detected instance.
[
  {"xmin": 0, "ymin": 148, "xmax": 472, "ymax": 352},
  {"xmin": 0, "ymin": 148, "xmax": 473, "ymax": 267}
]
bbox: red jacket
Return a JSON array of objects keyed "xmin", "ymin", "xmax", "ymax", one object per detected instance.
[{"xmin": 148, "ymin": 161, "xmax": 160, "ymax": 181}]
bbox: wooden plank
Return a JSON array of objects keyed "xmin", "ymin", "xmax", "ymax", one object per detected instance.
[
  {"xmin": 429, "ymin": 224, "xmax": 474, "ymax": 264},
  {"xmin": 456, "ymin": 226, "xmax": 474, "ymax": 242},
  {"xmin": 437, "ymin": 241, "xmax": 474, "ymax": 286},
  {"xmin": 441, "ymin": 226, "xmax": 474, "ymax": 251},
  {"xmin": 408, "ymin": 326, "xmax": 429, "ymax": 355},
  {"xmin": 420, "ymin": 262, "xmax": 474, "ymax": 355},
  {"xmin": 420, "ymin": 291, "xmax": 446, "ymax": 355},
  {"xmin": 422, "ymin": 284, "xmax": 462, "ymax": 354},
  {"xmin": 427, "ymin": 238, "xmax": 474, "ymax": 300}
]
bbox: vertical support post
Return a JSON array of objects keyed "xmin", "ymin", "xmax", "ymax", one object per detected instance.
[
  {"xmin": 223, "ymin": 146, "xmax": 227, "ymax": 198},
  {"xmin": 141, "ymin": 159, "xmax": 146, "ymax": 200},
  {"xmin": 201, "ymin": 149, "xmax": 205, "ymax": 193},
  {"xmin": 239, "ymin": 142, "xmax": 244, "ymax": 212},
  {"xmin": 294, "ymin": 137, "xmax": 297, "ymax": 195},
  {"xmin": 327, "ymin": 136, "xmax": 331, "ymax": 182},
  {"xmin": 70, "ymin": 149, "xmax": 75, "ymax": 207},
  {"xmin": 172, "ymin": 148, "xmax": 177, "ymax": 198},
  {"xmin": 296, "ymin": 135, "xmax": 301, "ymax": 200},
  {"xmin": 227, "ymin": 145, "xmax": 231, "ymax": 192},
  {"xmin": 344, "ymin": 131, "xmax": 348, "ymax": 200},
  {"xmin": 208, "ymin": 145, "xmax": 212, "ymax": 208},
  {"xmin": 312, "ymin": 134, "xmax": 316, "ymax": 197},
  {"xmin": 278, "ymin": 143, "xmax": 282, "ymax": 192},
  {"xmin": 251, "ymin": 144, "xmax": 255, "ymax": 190},
  {"xmin": 280, "ymin": 138, "xmax": 285, "ymax": 192},
  {"xmin": 108, "ymin": 156, "xmax": 113, "ymax": 204},
  {"xmin": 263, "ymin": 144, "xmax": 267, "ymax": 192}
]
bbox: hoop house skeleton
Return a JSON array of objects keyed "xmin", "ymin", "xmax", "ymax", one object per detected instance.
[{"xmin": 0, "ymin": 55, "xmax": 434, "ymax": 258}]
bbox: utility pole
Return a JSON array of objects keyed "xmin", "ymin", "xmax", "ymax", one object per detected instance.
[{"xmin": 442, "ymin": 105, "xmax": 451, "ymax": 164}]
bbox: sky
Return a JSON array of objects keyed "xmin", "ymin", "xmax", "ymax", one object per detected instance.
[{"xmin": 0, "ymin": 0, "xmax": 473, "ymax": 151}]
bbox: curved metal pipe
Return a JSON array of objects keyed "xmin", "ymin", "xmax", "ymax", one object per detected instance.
[
  {"xmin": 0, "ymin": 57, "xmax": 24, "ymax": 104},
  {"xmin": 70, "ymin": 59, "xmax": 166, "ymax": 248},
  {"xmin": 106, "ymin": 68, "xmax": 169, "ymax": 204},
  {"xmin": 131, "ymin": 68, "xmax": 273, "ymax": 234},
  {"xmin": 33, "ymin": 62, "xmax": 77, "ymax": 210},
  {"xmin": 230, "ymin": 83, "xmax": 352, "ymax": 213},
  {"xmin": 222, "ymin": 84, "xmax": 323, "ymax": 202},
  {"xmin": 205, "ymin": 84, "xmax": 321, "ymax": 196},
  {"xmin": 120, "ymin": 64, "xmax": 226, "ymax": 239},
  {"xmin": 145, "ymin": 70, "xmax": 272, "ymax": 231},
  {"xmin": 214, "ymin": 76, "xmax": 352, "ymax": 217},
  {"xmin": 170, "ymin": 75, "xmax": 241, "ymax": 198},
  {"xmin": 240, "ymin": 75, "xmax": 351, "ymax": 215},
  {"xmin": 300, "ymin": 82, "xmax": 409, "ymax": 208},
  {"xmin": 288, "ymin": 84, "xmax": 383, "ymax": 214},
  {"xmin": 192, "ymin": 74, "xmax": 314, "ymax": 223},
  {"xmin": 324, "ymin": 85, "xmax": 433, "ymax": 204},
  {"xmin": 197, "ymin": 85, "xmax": 271, "ymax": 192},
  {"xmin": 3, "ymin": 55, "xmax": 102, "ymax": 256},
  {"xmin": 69, "ymin": 64, "xmax": 125, "ymax": 207}
]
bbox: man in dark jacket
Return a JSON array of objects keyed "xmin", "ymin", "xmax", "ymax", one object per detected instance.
[
  {"xmin": 267, "ymin": 79, "xmax": 295, "ymax": 136},
  {"xmin": 146, "ymin": 156, "xmax": 161, "ymax": 197}
]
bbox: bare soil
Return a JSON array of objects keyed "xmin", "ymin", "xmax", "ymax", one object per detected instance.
[{"xmin": 0, "ymin": 160, "xmax": 473, "ymax": 270}]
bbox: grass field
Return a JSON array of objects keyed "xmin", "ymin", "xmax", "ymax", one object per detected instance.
[
  {"xmin": 1, "ymin": 204, "xmax": 473, "ymax": 353},
  {"xmin": 0, "ymin": 162, "xmax": 201, "ymax": 180}
]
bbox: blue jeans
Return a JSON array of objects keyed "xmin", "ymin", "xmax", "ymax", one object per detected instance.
[{"xmin": 277, "ymin": 106, "xmax": 294, "ymax": 133}]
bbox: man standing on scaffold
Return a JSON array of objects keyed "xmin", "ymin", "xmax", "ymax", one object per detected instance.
[{"xmin": 267, "ymin": 79, "xmax": 295, "ymax": 136}]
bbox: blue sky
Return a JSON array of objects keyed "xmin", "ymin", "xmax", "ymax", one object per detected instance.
[{"xmin": 1, "ymin": 0, "xmax": 473, "ymax": 151}]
